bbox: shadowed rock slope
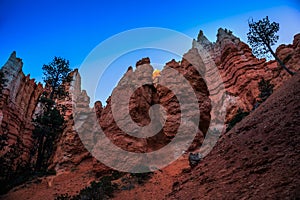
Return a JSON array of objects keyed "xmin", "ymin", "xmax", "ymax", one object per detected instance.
[{"xmin": 167, "ymin": 72, "xmax": 300, "ymax": 199}]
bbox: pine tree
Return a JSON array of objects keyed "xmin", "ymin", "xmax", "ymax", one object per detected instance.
[
  {"xmin": 247, "ymin": 16, "xmax": 295, "ymax": 75},
  {"xmin": 33, "ymin": 57, "xmax": 71, "ymax": 171}
]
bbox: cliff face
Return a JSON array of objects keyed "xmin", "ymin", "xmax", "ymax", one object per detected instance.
[
  {"xmin": 93, "ymin": 56, "xmax": 210, "ymax": 158},
  {"xmin": 1, "ymin": 31, "xmax": 300, "ymax": 199},
  {"xmin": 0, "ymin": 52, "xmax": 43, "ymax": 163},
  {"xmin": 97, "ymin": 59, "xmax": 157, "ymax": 153},
  {"xmin": 45, "ymin": 56, "xmax": 208, "ymax": 174},
  {"xmin": 157, "ymin": 50, "xmax": 211, "ymax": 150},
  {"xmin": 193, "ymin": 29, "xmax": 300, "ymax": 122},
  {"xmin": 1, "ymin": 31, "xmax": 299, "ymax": 173},
  {"xmin": 0, "ymin": 53, "xmax": 103, "ymax": 175},
  {"xmin": 48, "ymin": 70, "xmax": 105, "ymax": 173}
]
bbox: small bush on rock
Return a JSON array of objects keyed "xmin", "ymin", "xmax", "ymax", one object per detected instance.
[{"xmin": 226, "ymin": 108, "xmax": 249, "ymax": 132}]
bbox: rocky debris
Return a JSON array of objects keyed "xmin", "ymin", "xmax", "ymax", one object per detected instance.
[
  {"xmin": 193, "ymin": 28, "xmax": 300, "ymax": 123},
  {"xmin": 188, "ymin": 152, "xmax": 202, "ymax": 168}
]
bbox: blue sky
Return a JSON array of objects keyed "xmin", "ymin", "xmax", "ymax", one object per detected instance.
[{"xmin": 0, "ymin": 0, "xmax": 299, "ymax": 104}]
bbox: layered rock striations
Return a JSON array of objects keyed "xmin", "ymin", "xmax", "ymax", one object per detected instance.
[
  {"xmin": 1, "ymin": 30, "xmax": 300, "ymax": 199},
  {"xmin": 193, "ymin": 28, "xmax": 300, "ymax": 122},
  {"xmin": 1, "ymin": 30, "xmax": 299, "ymax": 178},
  {"xmin": 276, "ymin": 33, "xmax": 300, "ymax": 74},
  {"xmin": 55, "ymin": 56, "xmax": 210, "ymax": 172},
  {"xmin": 0, "ymin": 52, "xmax": 43, "ymax": 163},
  {"xmin": 82, "ymin": 56, "xmax": 211, "ymax": 164},
  {"xmin": 0, "ymin": 53, "xmax": 104, "ymax": 174}
]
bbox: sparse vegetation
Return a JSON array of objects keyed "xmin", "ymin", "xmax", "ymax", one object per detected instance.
[
  {"xmin": 33, "ymin": 57, "xmax": 72, "ymax": 171},
  {"xmin": 0, "ymin": 136, "xmax": 32, "ymax": 194},
  {"xmin": 130, "ymin": 171, "xmax": 153, "ymax": 185},
  {"xmin": 129, "ymin": 165, "xmax": 153, "ymax": 185},
  {"xmin": 55, "ymin": 171, "xmax": 125, "ymax": 200},
  {"xmin": 226, "ymin": 108, "xmax": 249, "ymax": 132},
  {"xmin": 53, "ymin": 169, "xmax": 154, "ymax": 199},
  {"xmin": 72, "ymin": 179, "xmax": 117, "ymax": 200},
  {"xmin": 258, "ymin": 78, "xmax": 274, "ymax": 102},
  {"xmin": 253, "ymin": 78, "xmax": 274, "ymax": 109},
  {"xmin": 32, "ymin": 96, "xmax": 65, "ymax": 171}
]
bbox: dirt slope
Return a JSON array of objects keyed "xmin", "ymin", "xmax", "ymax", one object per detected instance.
[
  {"xmin": 0, "ymin": 160, "xmax": 104, "ymax": 200},
  {"xmin": 167, "ymin": 72, "xmax": 300, "ymax": 199}
]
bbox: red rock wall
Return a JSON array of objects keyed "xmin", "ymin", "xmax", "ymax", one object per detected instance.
[
  {"xmin": 193, "ymin": 29, "xmax": 300, "ymax": 122},
  {"xmin": 44, "ymin": 31, "xmax": 300, "ymax": 172},
  {"xmin": 48, "ymin": 69, "xmax": 107, "ymax": 173},
  {"xmin": 94, "ymin": 57, "xmax": 211, "ymax": 153},
  {"xmin": 1, "ymin": 31, "xmax": 299, "ymax": 174},
  {"xmin": 0, "ymin": 53, "xmax": 107, "ymax": 174},
  {"xmin": 0, "ymin": 52, "xmax": 43, "ymax": 162},
  {"xmin": 276, "ymin": 33, "xmax": 300, "ymax": 74}
]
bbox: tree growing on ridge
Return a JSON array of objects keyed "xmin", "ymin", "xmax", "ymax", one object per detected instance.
[
  {"xmin": 42, "ymin": 56, "xmax": 72, "ymax": 99},
  {"xmin": 247, "ymin": 16, "xmax": 295, "ymax": 76},
  {"xmin": 33, "ymin": 57, "xmax": 71, "ymax": 171}
]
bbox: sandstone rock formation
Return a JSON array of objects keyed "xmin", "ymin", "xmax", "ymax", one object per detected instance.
[
  {"xmin": 4, "ymin": 65, "xmax": 299, "ymax": 200},
  {"xmin": 0, "ymin": 53, "xmax": 105, "ymax": 174},
  {"xmin": 276, "ymin": 33, "xmax": 300, "ymax": 73},
  {"xmin": 1, "ymin": 30, "xmax": 300, "ymax": 199},
  {"xmin": 96, "ymin": 56, "xmax": 210, "ymax": 153},
  {"xmin": 193, "ymin": 28, "xmax": 300, "ymax": 122},
  {"xmin": 0, "ymin": 51, "xmax": 43, "ymax": 164},
  {"xmin": 1, "ymin": 30, "xmax": 299, "ymax": 174},
  {"xmin": 48, "ymin": 69, "xmax": 102, "ymax": 173},
  {"xmin": 68, "ymin": 56, "xmax": 211, "ymax": 172}
]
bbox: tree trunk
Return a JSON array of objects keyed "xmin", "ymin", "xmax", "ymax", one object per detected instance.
[
  {"xmin": 35, "ymin": 134, "xmax": 44, "ymax": 171},
  {"xmin": 267, "ymin": 44, "xmax": 295, "ymax": 76}
]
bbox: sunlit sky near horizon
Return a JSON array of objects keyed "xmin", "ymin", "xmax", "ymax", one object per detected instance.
[{"xmin": 1, "ymin": 0, "xmax": 300, "ymax": 104}]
